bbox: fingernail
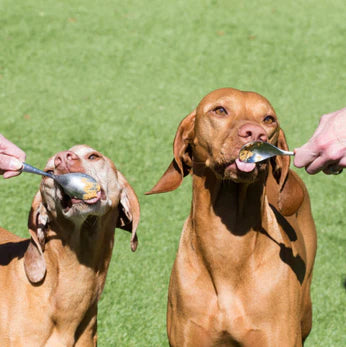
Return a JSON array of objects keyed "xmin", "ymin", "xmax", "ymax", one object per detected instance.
[{"xmin": 9, "ymin": 158, "xmax": 23, "ymax": 170}]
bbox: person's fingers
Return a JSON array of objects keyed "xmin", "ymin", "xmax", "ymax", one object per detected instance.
[
  {"xmin": 0, "ymin": 135, "xmax": 26, "ymax": 162},
  {"xmin": 3, "ymin": 170, "xmax": 22, "ymax": 179},
  {"xmin": 4, "ymin": 146, "xmax": 26, "ymax": 162},
  {"xmin": 294, "ymin": 108, "xmax": 346, "ymax": 175},
  {"xmin": 304, "ymin": 155, "xmax": 333, "ymax": 174},
  {"xmin": 0, "ymin": 154, "xmax": 23, "ymax": 172},
  {"xmin": 0, "ymin": 154, "xmax": 24, "ymax": 179},
  {"xmin": 293, "ymin": 145, "xmax": 318, "ymax": 168}
]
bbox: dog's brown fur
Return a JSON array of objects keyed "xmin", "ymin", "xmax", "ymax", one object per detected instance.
[
  {"xmin": 147, "ymin": 88, "xmax": 316, "ymax": 346},
  {"xmin": 0, "ymin": 145, "xmax": 139, "ymax": 346}
]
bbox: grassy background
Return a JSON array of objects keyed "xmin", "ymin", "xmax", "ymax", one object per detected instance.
[{"xmin": 1, "ymin": 0, "xmax": 345, "ymax": 345}]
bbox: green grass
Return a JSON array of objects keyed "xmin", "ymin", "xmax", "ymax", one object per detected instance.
[{"xmin": 1, "ymin": 0, "xmax": 345, "ymax": 345}]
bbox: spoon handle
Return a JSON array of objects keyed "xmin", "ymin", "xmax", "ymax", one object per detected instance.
[
  {"xmin": 280, "ymin": 150, "xmax": 295, "ymax": 156},
  {"xmin": 22, "ymin": 162, "xmax": 54, "ymax": 179}
]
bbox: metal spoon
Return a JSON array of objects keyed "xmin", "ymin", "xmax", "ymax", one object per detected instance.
[
  {"xmin": 238, "ymin": 141, "xmax": 294, "ymax": 163},
  {"xmin": 21, "ymin": 163, "xmax": 101, "ymax": 200}
]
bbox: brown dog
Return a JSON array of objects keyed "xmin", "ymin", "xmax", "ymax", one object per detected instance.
[
  {"xmin": 147, "ymin": 88, "xmax": 317, "ymax": 346},
  {"xmin": 0, "ymin": 145, "xmax": 139, "ymax": 346}
]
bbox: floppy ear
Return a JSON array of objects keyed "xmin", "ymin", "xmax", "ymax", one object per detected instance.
[
  {"xmin": 116, "ymin": 171, "xmax": 140, "ymax": 252},
  {"xmin": 146, "ymin": 110, "xmax": 196, "ymax": 194},
  {"xmin": 271, "ymin": 128, "xmax": 290, "ymax": 189},
  {"xmin": 270, "ymin": 128, "xmax": 304, "ymax": 215},
  {"xmin": 24, "ymin": 191, "xmax": 49, "ymax": 284}
]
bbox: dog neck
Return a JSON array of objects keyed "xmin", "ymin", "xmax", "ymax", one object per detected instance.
[
  {"xmin": 187, "ymin": 164, "xmax": 279, "ymax": 280},
  {"xmin": 39, "ymin": 211, "xmax": 116, "ymax": 332},
  {"xmin": 46, "ymin": 213, "xmax": 115, "ymax": 280},
  {"xmin": 191, "ymin": 164, "xmax": 267, "ymax": 236}
]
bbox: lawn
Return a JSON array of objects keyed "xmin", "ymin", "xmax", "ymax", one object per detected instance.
[{"xmin": 1, "ymin": 0, "xmax": 345, "ymax": 345}]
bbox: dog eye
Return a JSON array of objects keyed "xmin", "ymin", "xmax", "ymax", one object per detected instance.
[
  {"xmin": 213, "ymin": 106, "xmax": 228, "ymax": 116},
  {"xmin": 88, "ymin": 153, "xmax": 100, "ymax": 160},
  {"xmin": 263, "ymin": 115, "xmax": 276, "ymax": 124}
]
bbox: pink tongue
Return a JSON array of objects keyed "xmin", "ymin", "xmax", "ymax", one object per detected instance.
[
  {"xmin": 235, "ymin": 159, "xmax": 256, "ymax": 172},
  {"xmin": 84, "ymin": 191, "xmax": 102, "ymax": 205},
  {"xmin": 71, "ymin": 191, "xmax": 101, "ymax": 205},
  {"xmin": 84, "ymin": 196, "xmax": 100, "ymax": 205}
]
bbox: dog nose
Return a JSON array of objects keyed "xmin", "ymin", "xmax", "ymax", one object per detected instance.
[
  {"xmin": 54, "ymin": 151, "xmax": 79, "ymax": 173},
  {"xmin": 238, "ymin": 124, "xmax": 268, "ymax": 143}
]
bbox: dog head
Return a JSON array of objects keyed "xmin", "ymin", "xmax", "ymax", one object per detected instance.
[
  {"xmin": 146, "ymin": 88, "xmax": 303, "ymax": 213},
  {"xmin": 147, "ymin": 88, "xmax": 288, "ymax": 189},
  {"xmin": 24, "ymin": 145, "xmax": 140, "ymax": 283}
]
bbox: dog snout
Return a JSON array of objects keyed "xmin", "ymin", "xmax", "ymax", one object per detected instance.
[
  {"xmin": 238, "ymin": 123, "xmax": 267, "ymax": 143},
  {"xmin": 54, "ymin": 151, "xmax": 80, "ymax": 173}
]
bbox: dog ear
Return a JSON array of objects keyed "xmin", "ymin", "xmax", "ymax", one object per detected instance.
[
  {"xmin": 270, "ymin": 129, "xmax": 304, "ymax": 215},
  {"xmin": 270, "ymin": 129, "xmax": 290, "ymax": 188},
  {"xmin": 24, "ymin": 191, "xmax": 49, "ymax": 284},
  {"xmin": 146, "ymin": 110, "xmax": 196, "ymax": 194},
  {"xmin": 116, "ymin": 171, "xmax": 140, "ymax": 252}
]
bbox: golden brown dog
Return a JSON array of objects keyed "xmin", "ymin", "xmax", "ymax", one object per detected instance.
[
  {"xmin": 0, "ymin": 145, "xmax": 139, "ymax": 346},
  {"xmin": 147, "ymin": 88, "xmax": 317, "ymax": 346}
]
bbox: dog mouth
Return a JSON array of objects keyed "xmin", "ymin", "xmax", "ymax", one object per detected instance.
[
  {"xmin": 234, "ymin": 158, "xmax": 256, "ymax": 173},
  {"xmin": 222, "ymin": 160, "xmax": 257, "ymax": 175},
  {"xmin": 57, "ymin": 184, "xmax": 104, "ymax": 212},
  {"xmin": 216, "ymin": 157, "xmax": 267, "ymax": 181}
]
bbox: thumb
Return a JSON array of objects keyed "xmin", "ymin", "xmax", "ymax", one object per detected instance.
[
  {"xmin": 293, "ymin": 145, "xmax": 317, "ymax": 168},
  {"xmin": 0, "ymin": 154, "xmax": 23, "ymax": 171}
]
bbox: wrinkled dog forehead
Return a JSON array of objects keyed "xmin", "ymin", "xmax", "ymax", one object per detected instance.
[
  {"xmin": 196, "ymin": 88, "xmax": 276, "ymax": 117},
  {"xmin": 68, "ymin": 144, "xmax": 97, "ymax": 156}
]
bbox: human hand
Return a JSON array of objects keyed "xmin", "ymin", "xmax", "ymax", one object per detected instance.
[
  {"xmin": 294, "ymin": 108, "xmax": 346, "ymax": 174},
  {"xmin": 0, "ymin": 135, "xmax": 26, "ymax": 178}
]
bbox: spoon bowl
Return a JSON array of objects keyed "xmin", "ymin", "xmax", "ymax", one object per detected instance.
[
  {"xmin": 22, "ymin": 163, "xmax": 101, "ymax": 200},
  {"xmin": 239, "ymin": 141, "xmax": 294, "ymax": 163}
]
